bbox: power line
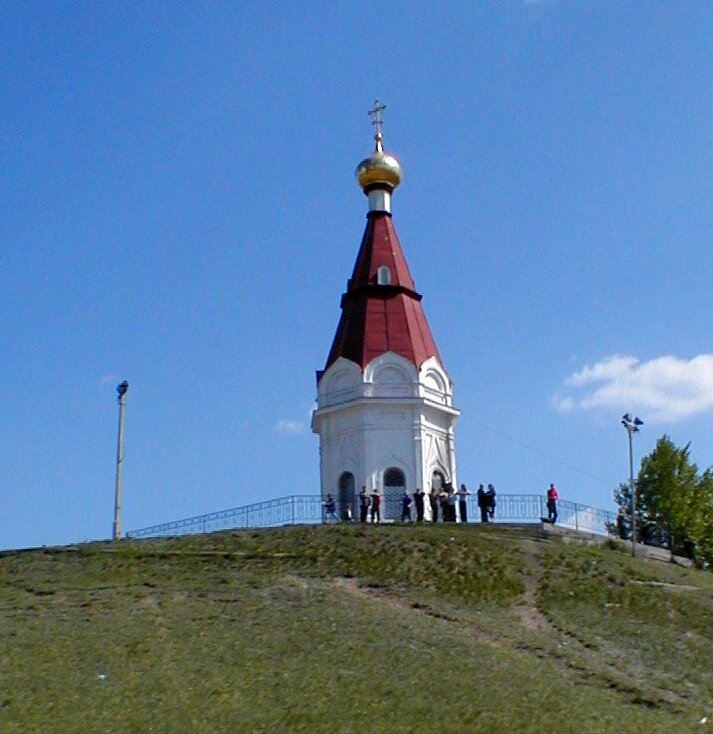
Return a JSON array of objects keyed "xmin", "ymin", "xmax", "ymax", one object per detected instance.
[{"xmin": 473, "ymin": 419, "xmax": 617, "ymax": 488}]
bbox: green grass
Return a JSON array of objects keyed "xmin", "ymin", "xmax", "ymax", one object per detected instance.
[
  {"xmin": 538, "ymin": 542, "xmax": 713, "ymax": 708},
  {"xmin": 0, "ymin": 524, "xmax": 711, "ymax": 732}
]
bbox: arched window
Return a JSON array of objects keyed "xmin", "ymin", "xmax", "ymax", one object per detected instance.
[
  {"xmin": 383, "ymin": 467, "xmax": 406, "ymax": 520},
  {"xmin": 377, "ymin": 266, "xmax": 391, "ymax": 285},
  {"xmin": 384, "ymin": 467, "xmax": 405, "ymax": 488},
  {"xmin": 338, "ymin": 472, "xmax": 355, "ymax": 522}
]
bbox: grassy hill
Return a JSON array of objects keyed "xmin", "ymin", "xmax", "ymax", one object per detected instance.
[{"xmin": 1, "ymin": 523, "xmax": 711, "ymax": 733}]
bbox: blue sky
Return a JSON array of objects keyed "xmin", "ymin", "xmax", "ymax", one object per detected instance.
[{"xmin": 2, "ymin": 2, "xmax": 711, "ymax": 549}]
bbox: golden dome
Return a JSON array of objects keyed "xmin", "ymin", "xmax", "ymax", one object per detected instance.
[{"xmin": 356, "ymin": 141, "xmax": 402, "ymax": 191}]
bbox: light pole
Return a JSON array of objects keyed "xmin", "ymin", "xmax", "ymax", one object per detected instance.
[
  {"xmin": 113, "ymin": 381, "xmax": 129, "ymax": 541},
  {"xmin": 621, "ymin": 413, "xmax": 643, "ymax": 557}
]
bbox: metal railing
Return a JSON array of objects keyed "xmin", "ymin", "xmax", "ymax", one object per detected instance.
[
  {"xmin": 126, "ymin": 495, "xmax": 323, "ymax": 539},
  {"xmin": 127, "ymin": 493, "xmax": 617, "ymax": 540}
]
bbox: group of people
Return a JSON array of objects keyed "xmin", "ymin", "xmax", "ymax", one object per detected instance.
[
  {"xmin": 427, "ymin": 483, "xmax": 469, "ymax": 523},
  {"xmin": 475, "ymin": 483, "xmax": 497, "ymax": 523},
  {"xmin": 323, "ymin": 482, "xmax": 560, "ymax": 525},
  {"xmin": 395, "ymin": 484, "xmax": 474, "ymax": 524}
]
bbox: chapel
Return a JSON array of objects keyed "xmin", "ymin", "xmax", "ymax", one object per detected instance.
[{"xmin": 311, "ymin": 102, "xmax": 460, "ymax": 521}]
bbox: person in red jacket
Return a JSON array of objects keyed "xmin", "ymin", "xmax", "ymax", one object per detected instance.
[
  {"xmin": 547, "ymin": 483, "xmax": 559, "ymax": 524},
  {"xmin": 370, "ymin": 487, "xmax": 381, "ymax": 523}
]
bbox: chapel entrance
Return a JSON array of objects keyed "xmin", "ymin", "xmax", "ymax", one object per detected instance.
[
  {"xmin": 383, "ymin": 467, "xmax": 406, "ymax": 521},
  {"xmin": 338, "ymin": 472, "xmax": 355, "ymax": 522}
]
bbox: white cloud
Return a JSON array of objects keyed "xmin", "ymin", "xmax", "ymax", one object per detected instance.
[
  {"xmin": 551, "ymin": 393, "xmax": 574, "ymax": 413},
  {"xmin": 555, "ymin": 354, "xmax": 713, "ymax": 422},
  {"xmin": 100, "ymin": 374, "xmax": 118, "ymax": 386},
  {"xmin": 273, "ymin": 419, "xmax": 307, "ymax": 436}
]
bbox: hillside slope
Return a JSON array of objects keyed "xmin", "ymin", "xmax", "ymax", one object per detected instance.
[{"xmin": 1, "ymin": 524, "xmax": 711, "ymax": 733}]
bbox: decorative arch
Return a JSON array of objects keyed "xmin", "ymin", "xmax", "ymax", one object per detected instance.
[
  {"xmin": 326, "ymin": 368, "xmax": 359, "ymax": 393},
  {"xmin": 364, "ymin": 352, "xmax": 417, "ymax": 386},
  {"xmin": 419, "ymin": 357, "xmax": 452, "ymax": 405},
  {"xmin": 423, "ymin": 368, "xmax": 446, "ymax": 394},
  {"xmin": 374, "ymin": 366, "xmax": 407, "ymax": 385},
  {"xmin": 317, "ymin": 357, "xmax": 362, "ymax": 407}
]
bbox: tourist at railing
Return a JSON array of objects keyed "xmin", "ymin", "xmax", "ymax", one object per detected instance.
[
  {"xmin": 486, "ymin": 484, "xmax": 497, "ymax": 520},
  {"xmin": 477, "ymin": 484, "xmax": 489, "ymax": 523},
  {"xmin": 323, "ymin": 493, "xmax": 338, "ymax": 523},
  {"xmin": 546, "ymin": 484, "xmax": 558, "ymax": 524},
  {"xmin": 457, "ymin": 484, "xmax": 470, "ymax": 523}
]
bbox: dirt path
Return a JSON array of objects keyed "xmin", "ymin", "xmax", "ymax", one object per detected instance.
[{"xmin": 513, "ymin": 537, "xmax": 551, "ymax": 632}]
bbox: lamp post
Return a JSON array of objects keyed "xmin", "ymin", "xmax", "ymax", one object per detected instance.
[
  {"xmin": 621, "ymin": 413, "xmax": 643, "ymax": 557},
  {"xmin": 113, "ymin": 381, "xmax": 129, "ymax": 541}
]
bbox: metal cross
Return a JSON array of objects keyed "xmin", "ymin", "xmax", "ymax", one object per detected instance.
[{"xmin": 368, "ymin": 99, "xmax": 387, "ymax": 137}]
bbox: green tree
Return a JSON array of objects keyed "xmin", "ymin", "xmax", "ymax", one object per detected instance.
[
  {"xmin": 636, "ymin": 436, "xmax": 696, "ymax": 553},
  {"xmin": 614, "ymin": 436, "xmax": 713, "ymax": 567},
  {"xmin": 692, "ymin": 469, "xmax": 713, "ymax": 566},
  {"xmin": 619, "ymin": 436, "xmax": 713, "ymax": 565}
]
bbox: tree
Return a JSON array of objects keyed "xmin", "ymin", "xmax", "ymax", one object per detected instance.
[
  {"xmin": 692, "ymin": 469, "xmax": 713, "ymax": 567},
  {"xmin": 636, "ymin": 436, "xmax": 698, "ymax": 553},
  {"xmin": 614, "ymin": 435, "xmax": 713, "ymax": 566}
]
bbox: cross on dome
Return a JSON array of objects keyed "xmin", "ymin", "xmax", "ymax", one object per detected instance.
[
  {"xmin": 356, "ymin": 99, "xmax": 401, "ymax": 197},
  {"xmin": 368, "ymin": 99, "xmax": 387, "ymax": 150}
]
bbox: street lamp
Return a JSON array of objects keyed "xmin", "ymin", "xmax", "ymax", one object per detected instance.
[
  {"xmin": 621, "ymin": 413, "xmax": 643, "ymax": 556},
  {"xmin": 113, "ymin": 381, "xmax": 129, "ymax": 541}
]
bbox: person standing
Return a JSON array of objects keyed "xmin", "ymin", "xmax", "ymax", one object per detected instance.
[
  {"xmin": 370, "ymin": 487, "xmax": 381, "ymax": 524},
  {"xmin": 486, "ymin": 484, "xmax": 497, "ymax": 520},
  {"xmin": 413, "ymin": 488, "xmax": 425, "ymax": 522},
  {"xmin": 547, "ymin": 483, "xmax": 558, "ymax": 524},
  {"xmin": 439, "ymin": 485, "xmax": 449, "ymax": 522},
  {"xmin": 358, "ymin": 486, "xmax": 370, "ymax": 523},
  {"xmin": 401, "ymin": 491, "xmax": 413, "ymax": 523},
  {"xmin": 430, "ymin": 487, "xmax": 440, "ymax": 522},
  {"xmin": 324, "ymin": 493, "xmax": 338, "ymax": 523},
  {"xmin": 457, "ymin": 484, "xmax": 470, "ymax": 523},
  {"xmin": 445, "ymin": 484, "xmax": 458, "ymax": 522},
  {"xmin": 477, "ymin": 484, "xmax": 489, "ymax": 523}
]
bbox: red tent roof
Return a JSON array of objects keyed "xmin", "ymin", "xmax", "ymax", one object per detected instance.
[{"xmin": 320, "ymin": 212, "xmax": 442, "ymax": 379}]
